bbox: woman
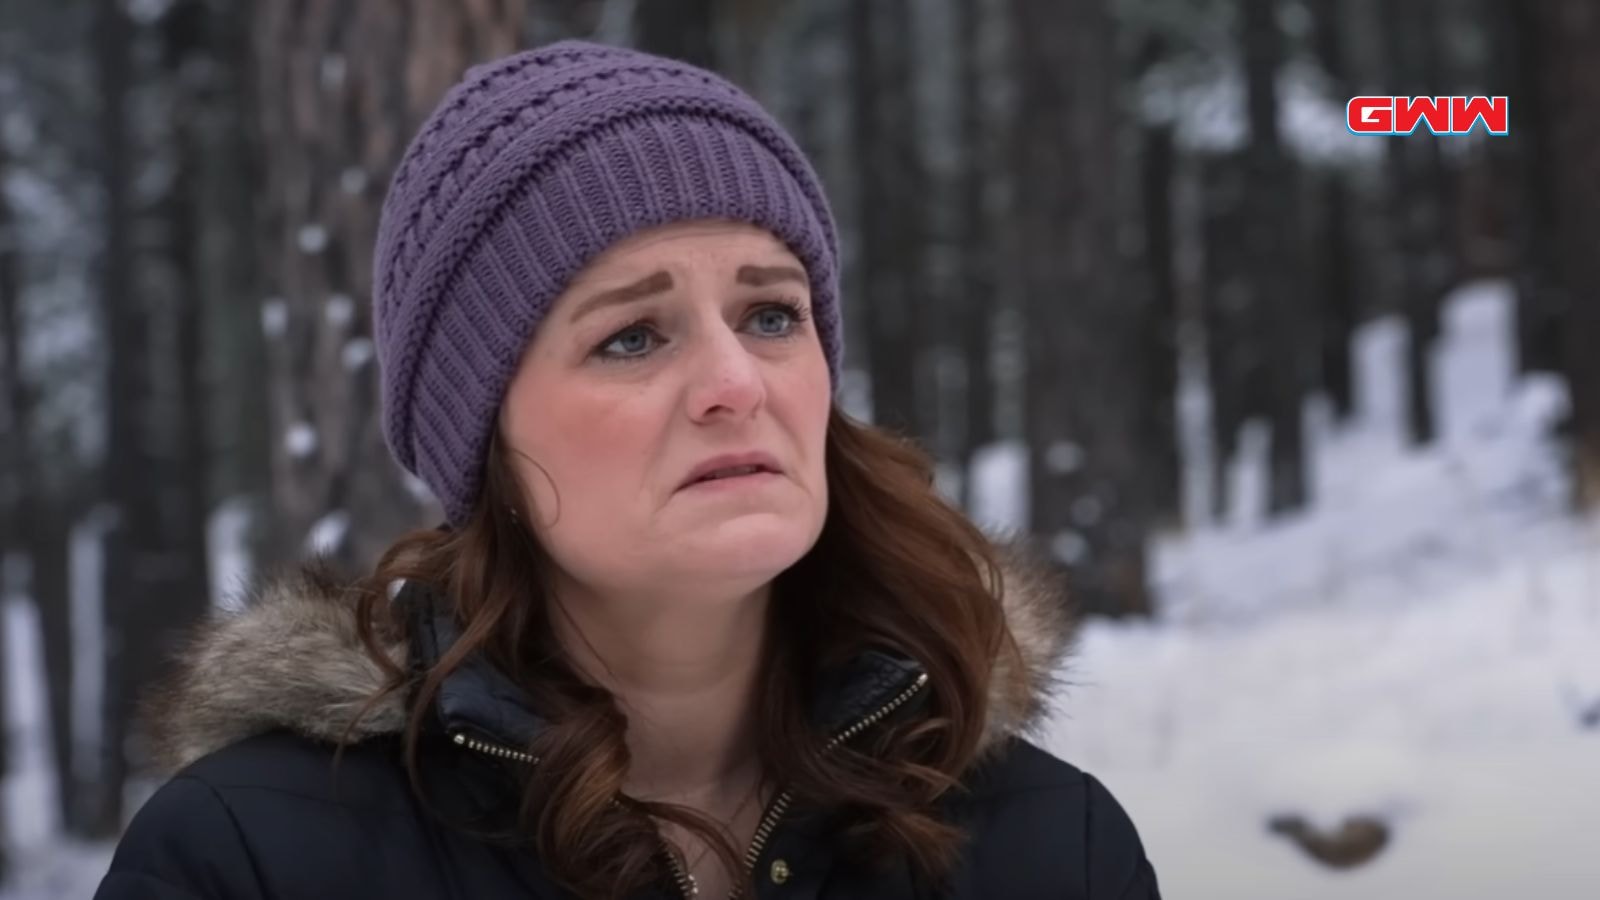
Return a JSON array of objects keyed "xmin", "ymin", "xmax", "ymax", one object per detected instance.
[{"xmin": 95, "ymin": 40, "xmax": 1159, "ymax": 900}]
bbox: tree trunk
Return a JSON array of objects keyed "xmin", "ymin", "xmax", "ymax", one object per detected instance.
[
  {"xmin": 253, "ymin": 0, "xmax": 529, "ymax": 570},
  {"xmin": 1380, "ymin": 0, "xmax": 1452, "ymax": 449},
  {"xmin": 1316, "ymin": 172, "xmax": 1357, "ymax": 420},
  {"xmin": 1012, "ymin": 0, "xmax": 1151, "ymax": 617},
  {"xmin": 954, "ymin": 0, "xmax": 996, "ymax": 508},
  {"xmin": 1139, "ymin": 121, "xmax": 1182, "ymax": 526},
  {"xmin": 1499, "ymin": 0, "xmax": 1565, "ymax": 379},
  {"xmin": 200, "ymin": 0, "xmax": 272, "ymax": 563},
  {"xmin": 635, "ymin": 0, "xmax": 716, "ymax": 70},
  {"xmin": 28, "ymin": 514, "xmax": 76, "ymax": 832},
  {"xmin": 89, "ymin": 0, "xmax": 218, "ymax": 833},
  {"xmin": 0, "ymin": 132, "xmax": 18, "ymax": 881},
  {"xmin": 1539, "ymin": 0, "xmax": 1600, "ymax": 506},
  {"xmin": 1199, "ymin": 151, "xmax": 1253, "ymax": 524},
  {"xmin": 848, "ymin": 0, "xmax": 927, "ymax": 440},
  {"xmin": 89, "ymin": 0, "xmax": 139, "ymax": 837},
  {"xmin": 153, "ymin": 0, "xmax": 215, "ymax": 692},
  {"xmin": 1308, "ymin": 0, "xmax": 1357, "ymax": 421},
  {"xmin": 1240, "ymin": 0, "xmax": 1309, "ymax": 514},
  {"xmin": 0, "ymin": 132, "xmax": 80, "ymax": 836}
]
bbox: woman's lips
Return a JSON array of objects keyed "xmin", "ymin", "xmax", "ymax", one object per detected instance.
[{"xmin": 677, "ymin": 470, "xmax": 782, "ymax": 492}]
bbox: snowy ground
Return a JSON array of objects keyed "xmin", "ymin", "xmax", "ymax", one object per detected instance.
[
  {"xmin": 1030, "ymin": 281, "xmax": 1600, "ymax": 899},
  {"xmin": 1, "ymin": 601, "xmax": 113, "ymax": 898},
  {"xmin": 4, "ymin": 280, "xmax": 1596, "ymax": 898}
]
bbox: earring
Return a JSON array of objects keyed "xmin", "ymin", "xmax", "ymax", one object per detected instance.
[{"xmin": 506, "ymin": 504, "xmax": 521, "ymax": 523}]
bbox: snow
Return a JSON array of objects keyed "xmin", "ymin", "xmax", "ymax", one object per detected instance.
[
  {"xmin": 342, "ymin": 336, "xmax": 374, "ymax": 371},
  {"xmin": 324, "ymin": 293, "xmax": 354, "ymax": 328},
  {"xmin": 0, "ymin": 840, "xmax": 110, "ymax": 899},
  {"xmin": 1155, "ymin": 283, "xmax": 1571, "ymax": 625},
  {"xmin": 339, "ymin": 167, "xmax": 369, "ymax": 195},
  {"xmin": 1143, "ymin": 58, "xmax": 1384, "ymax": 165},
  {"xmin": 284, "ymin": 422, "xmax": 318, "ymax": 458},
  {"xmin": 297, "ymin": 224, "xmax": 328, "ymax": 255},
  {"xmin": 1034, "ymin": 279, "xmax": 1600, "ymax": 898},
  {"xmin": 260, "ymin": 298, "xmax": 287, "ymax": 338},
  {"xmin": 1051, "ymin": 539, "xmax": 1599, "ymax": 898},
  {"xmin": 1, "ymin": 112, "xmax": 37, "ymax": 156},
  {"xmin": 836, "ymin": 369, "xmax": 874, "ymax": 424},
  {"xmin": 1050, "ymin": 530, "xmax": 1090, "ymax": 566},
  {"xmin": 592, "ymin": 0, "xmax": 639, "ymax": 46},
  {"xmin": 319, "ymin": 55, "xmax": 347, "ymax": 91},
  {"xmin": 1045, "ymin": 440, "xmax": 1085, "ymax": 474},
  {"xmin": 206, "ymin": 497, "xmax": 254, "ymax": 611},
  {"xmin": 5, "ymin": 595, "xmax": 58, "ymax": 845},
  {"xmin": 125, "ymin": 0, "xmax": 176, "ymax": 25},
  {"xmin": 3, "ymin": 520, "xmax": 116, "ymax": 898},
  {"xmin": 402, "ymin": 472, "xmax": 436, "ymax": 506},
  {"xmin": 305, "ymin": 510, "xmax": 350, "ymax": 558}
]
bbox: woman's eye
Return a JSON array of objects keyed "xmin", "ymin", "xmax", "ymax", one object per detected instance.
[
  {"xmin": 748, "ymin": 304, "xmax": 801, "ymax": 337},
  {"xmin": 594, "ymin": 303, "xmax": 804, "ymax": 362},
  {"xmin": 598, "ymin": 325, "xmax": 658, "ymax": 359}
]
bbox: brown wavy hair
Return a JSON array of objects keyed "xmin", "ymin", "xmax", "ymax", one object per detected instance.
[{"xmin": 347, "ymin": 407, "xmax": 1019, "ymax": 899}]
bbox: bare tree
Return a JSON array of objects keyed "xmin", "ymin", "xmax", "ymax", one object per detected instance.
[
  {"xmin": 0, "ymin": 3, "xmax": 88, "ymax": 834},
  {"xmin": 89, "ymin": 0, "xmax": 142, "ymax": 837},
  {"xmin": 1133, "ymin": 36, "xmax": 1182, "ymax": 526},
  {"xmin": 1011, "ymin": 0, "xmax": 1152, "ymax": 616},
  {"xmin": 849, "ymin": 0, "xmax": 930, "ymax": 440},
  {"xmin": 2, "ymin": 151, "xmax": 85, "ymax": 838},
  {"xmin": 197, "ymin": 0, "xmax": 271, "ymax": 555},
  {"xmin": 1308, "ymin": 0, "xmax": 1358, "ymax": 421},
  {"xmin": 636, "ymin": 0, "xmax": 716, "ymax": 69},
  {"xmin": 1239, "ymin": 0, "xmax": 1309, "ymax": 514},
  {"xmin": 153, "ymin": 0, "xmax": 213, "ymax": 639},
  {"xmin": 1198, "ymin": 149, "xmax": 1255, "ymax": 522},
  {"xmin": 88, "ymin": 0, "xmax": 216, "ymax": 836},
  {"xmin": 1379, "ymin": 0, "xmax": 1456, "ymax": 448},
  {"xmin": 253, "ymin": 0, "xmax": 529, "ymax": 570},
  {"xmin": 0, "ymin": 117, "xmax": 19, "ymax": 883},
  {"xmin": 1538, "ymin": 0, "xmax": 1600, "ymax": 506},
  {"xmin": 1496, "ymin": 0, "xmax": 1564, "ymax": 380},
  {"xmin": 953, "ymin": 0, "xmax": 999, "ymax": 506}
]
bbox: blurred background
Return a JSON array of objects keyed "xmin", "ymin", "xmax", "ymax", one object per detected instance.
[{"xmin": 1, "ymin": 0, "xmax": 1597, "ymax": 896}]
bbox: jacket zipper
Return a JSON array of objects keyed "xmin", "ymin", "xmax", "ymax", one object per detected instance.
[
  {"xmin": 454, "ymin": 733, "xmax": 695, "ymax": 896},
  {"xmin": 728, "ymin": 670, "xmax": 930, "ymax": 899},
  {"xmin": 451, "ymin": 670, "xmax": 931, "ymax": 900},
  {"xmin": 663, "ymin": 842, "xmax": 699, "ymax": 898},
  {"xmin": 451, "ymin": 731, "xmax": 538, "ymax": 764}
]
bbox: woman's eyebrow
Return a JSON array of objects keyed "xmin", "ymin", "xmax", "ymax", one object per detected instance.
[
  {"xmin": 566, "ymin": 270, "xmax": 674, "ymax": 324},
  {"xmin": 736, "ymin": 265, "xmax": 807, "ymax": 288},
  {"xmin": 566, "ymin": 264, "xmax": 805, "ymax": 325}
]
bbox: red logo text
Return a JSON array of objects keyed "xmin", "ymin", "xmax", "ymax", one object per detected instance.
[{"xmin": 1346, "ymin": 96, "xmax": 1509, "ymax": 136}]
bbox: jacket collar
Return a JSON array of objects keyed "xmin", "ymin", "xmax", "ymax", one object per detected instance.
[
  {"xmin": 405, "ymin": 581, "xmax": 933, "ymax": 754},
  {"xmin": 407, "ymin": 587, "xmax": 548, "ymax": 750},
  {"xmin": 145, "ymin": 545, "xmax": 1076, "ymax": 773}
]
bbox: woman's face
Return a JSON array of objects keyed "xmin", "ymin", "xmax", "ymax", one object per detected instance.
[{"xmin": 500, "ymin": 220, "xmax": 832, "ymax": 603}]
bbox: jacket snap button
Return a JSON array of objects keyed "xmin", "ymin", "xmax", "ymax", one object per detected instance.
[{"xmin": 769, "ymin": 858, "xmax": 791, "ymax": 884}]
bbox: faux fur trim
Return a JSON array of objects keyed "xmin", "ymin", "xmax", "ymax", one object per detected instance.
[
  {"xmin": 143, "ymin": 566, "xmax": 409, "ymax": 773},
  {"xmin": 144, "ymin": 546, "xmax": 1075, "ymax": 773},
  {"xmin": 980, "ymin": 542, "xmax": 1078, "ymax": 754}
]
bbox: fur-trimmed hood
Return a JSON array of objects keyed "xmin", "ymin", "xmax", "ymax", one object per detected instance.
[{"xmin": 146, "ymin": 547, "xmax": 1076, "ymax": 774}]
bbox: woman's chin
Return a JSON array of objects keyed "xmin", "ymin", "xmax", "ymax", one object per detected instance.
[{"xmin": 669, "ymin": 525, "xmax": 817, "ymax": 586}]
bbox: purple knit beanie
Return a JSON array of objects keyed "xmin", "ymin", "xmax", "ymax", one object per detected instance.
[{"xmin": 373, "ymin": 40, "xmax": 842, "ymax": 526}]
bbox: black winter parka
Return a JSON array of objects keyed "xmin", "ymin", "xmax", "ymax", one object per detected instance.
[{"xmin": 94, "ymin": 562, "xmax": 1161, "ymax": 900}]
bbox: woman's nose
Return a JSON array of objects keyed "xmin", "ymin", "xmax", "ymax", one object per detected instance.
[{"xmin": 685, "ymin": 324, "xmax": 766, "ymax": 423}]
